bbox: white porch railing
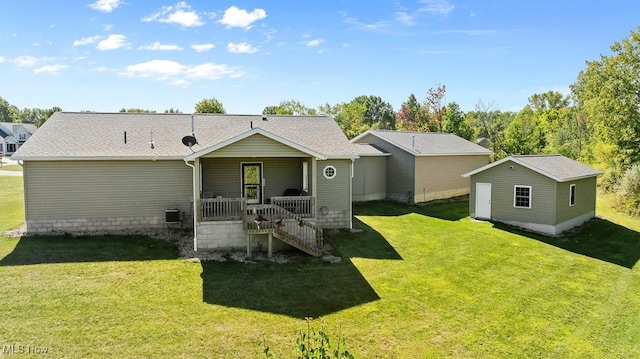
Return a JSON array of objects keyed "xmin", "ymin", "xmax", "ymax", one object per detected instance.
[
  {"xmin": 199, "ymin": 198, "xmax": 244, "ymax": 221},
  {"xmin": 270, "ymin": 196, "xmax": 314, "ymax": 218}
]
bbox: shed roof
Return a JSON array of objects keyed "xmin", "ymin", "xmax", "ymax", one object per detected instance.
[
  {"xmin": 12, "ymin": 112, "xmax": 357, "ymax": 161},
  {"xmin": 462, "ymin": 155, "xmax": 602, "ymax": 182},
  {"xmin": 351, "ymin": 130, "xmax": 493, "ymax": 156}
]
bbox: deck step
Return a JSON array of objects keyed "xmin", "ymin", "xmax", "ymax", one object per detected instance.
[{"xmin": 273, "ymin": 230, "xmax": 323, "ymax": 257}]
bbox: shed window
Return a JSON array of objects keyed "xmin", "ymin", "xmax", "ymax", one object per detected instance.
[
  {"xmin": 514, "ymin": 185, "xmax": 531, "ymax": 208},
  {"xmin": 323, "ymin": 165, "xmax": 336, "ymax": 179},
  {"xmin": 569, "ymin": 184, "xmax": 576, "ymax": 206}
]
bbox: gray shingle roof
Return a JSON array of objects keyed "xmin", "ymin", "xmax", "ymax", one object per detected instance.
[
  {"xmin": 352, "ymin": 130, "xmax": 494, "ymax": 156},
  {"xmin": 354, "ymin": 143, "xmax": 389, "ymax": 156},
  {"xmin": 12, "ymin": 112, "xmax": 357, "ymax": 160},
  {"xmin": 463, "ymin": 155, "xmax": 602, "ymax": 182}
]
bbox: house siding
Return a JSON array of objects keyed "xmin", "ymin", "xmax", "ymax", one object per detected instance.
[
  {"xmin": 352, "ymin": 156, "xmax": 387, "ymax": 201},
  {"xmin": 201, "ymin": 157, "xmax": 306, "ymax": 200},
  {"xmin": 23, "ymin": 160, "xmax": 193, "ymax": 233},
  {"xmin": 315, "ymin": 159, "xmax": 352, "ymax": 228},
  {"xmin": 470, "ymin": 161, "xmax": 557, "ymax": 226},
  {"xmin": 555, "ymin": 177, "xmax": 597, "ymax": 224},
  {"xmin": 202, "ymin": 133, "xmax": 309, "ymax": 158},
  {"xmin": 414, "ymin": 155, "xmax": 489, "ymax": 203},
  {"xmin": 353, "ymin": 133, "xmax": 415, "ymax": 203}
]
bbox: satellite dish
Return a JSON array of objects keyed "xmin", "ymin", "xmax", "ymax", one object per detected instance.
[{"xmin": 181, "ymin": 135, "xmax": 197, "ymax": 147}]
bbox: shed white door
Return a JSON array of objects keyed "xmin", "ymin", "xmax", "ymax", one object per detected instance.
[{"xmin": 475, "ymin": 182, "xmax": 492, "ymax": 219}]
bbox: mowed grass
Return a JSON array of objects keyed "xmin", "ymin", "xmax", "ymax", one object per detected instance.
[{"xmin": 1, "ymin": 175, "xmax": 639, "ymax": 358}]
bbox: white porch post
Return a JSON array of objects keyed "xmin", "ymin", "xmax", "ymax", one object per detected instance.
[
  {"xmin": 192, "ymin": 158, "xmax": 201, "ymax": 251},
  {"xmin": 312, "ymin": 157, "xmax": 318, "ymax": 215}
]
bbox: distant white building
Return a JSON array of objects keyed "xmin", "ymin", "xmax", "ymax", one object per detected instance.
[{"xmin": 0, "ymin": 122, "xmax": 38, "ymax": 155}]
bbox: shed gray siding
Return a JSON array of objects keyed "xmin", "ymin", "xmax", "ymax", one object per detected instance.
[
  {"xmin": 414, "ymin": 155, "xmax": 489, "ymax": 202},
  {"xmin": 353, "ymin": 133, "xmax": 415, "ymax": 203},
  {"xmin": 554, "ymin": 177, "xmax": 597, "ymax": 224},
  {"xmin": 470, "ymin": 161, "xmax": 557, "ymax": 226},
  {"xmin": 315, "ymin": 159, "xmax": 352, "ymax": 228},
  {"xmin": 23, "ymin": 160, "xmax": 192, "ymax": 233},
  {"xmin": 200, "ymin": 157, "xmax": 306, "ymax": 200},
  {"xmin": 353, "ymin": 156, "xmax": 387, "ymax": 201}
]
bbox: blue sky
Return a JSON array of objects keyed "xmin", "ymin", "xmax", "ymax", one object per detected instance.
[{"xmin": 1, "ymin": 0, "xmax": 639, "ymax": 114}]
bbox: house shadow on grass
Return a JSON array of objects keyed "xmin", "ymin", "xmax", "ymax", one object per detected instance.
[
  {"xmin": 353, "ymin": 199, "xmax": 468, "ymax": 222},
  {"xmin": 492, "ymin": 218, "xmax": 640, "ymax": 269},
  {"xmin": 201, "ymin": 257, "xmax": 380, "ymax": 319},
  {"xmin": 327, "ymin": 217, "xmax": 403, "ymax": 260},
  {"xmin": 0, "ymin": 235, "xmax": 180, "ymax": 266}
]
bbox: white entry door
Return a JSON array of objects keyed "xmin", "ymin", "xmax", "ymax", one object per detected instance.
[{"xmin": 475, "ymin": 182, "xmax": 492, "ymax": 219}]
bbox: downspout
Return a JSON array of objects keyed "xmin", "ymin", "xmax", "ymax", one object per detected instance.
[
  {"xmin": 350, "ymin": 158, "xmax": 354, "ymax": 229},
  {"xmin": 183, "ymin": 159, "xmax": 198, "ymax": 252}
]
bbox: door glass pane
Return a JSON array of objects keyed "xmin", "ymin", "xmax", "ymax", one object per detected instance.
[{"xmin": 244, "ymin": 165, "xmax": 260, "ymax": 184}]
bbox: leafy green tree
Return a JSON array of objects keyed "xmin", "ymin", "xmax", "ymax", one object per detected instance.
[
  {"xmin": 119, "ymin": 108, "xmax": 156, "ymax": 113},
  {"xmin": 395, "ymin": 93, "xmax": 428, "ymax": 131},
  {"xmin": 528, "ymin": 91, "xmax": 571, "ymax": 112},
  {"xmin": 442, "ymin": 102, "xmax": 472, "ymax": 139},
  {"xmin": 164, "ymin": 108, "xmax": 182, "ymax": 114},
  {"xmin": 0, "ymin": 96, "xmax": 20, "ymax": 123},
  {"xmin": 351, "ymin": 95, "xmax": 395, "ymax": 129},
  {"xmin": 18, "ymin": 106, "xmax": 61, "ymax": 127},
  {"xmin": 572, "ymin": 26, "xmax": 640, "ymax": 169},
  {"xmin": 194, "ymin": 97, "xmax": 226, "ymax": 114},
  {"xmin": 263, "ymin": 100, "xmax": 316, "ymax": 115},
  {"xmin": 262, "ymin": 105, "xmax": 293, "ymax": 115},
  {"xmin": 319, "ymin": 101, "xmax": 368, "ymax": 139}
]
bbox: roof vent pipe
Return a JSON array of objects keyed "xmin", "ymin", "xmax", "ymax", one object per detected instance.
[
  {"xmin": 412, "ymin": 134, "xmax": 415, "ymax": 149},
  {"xmin": 250, "ymin": 121, "xmax": 253, "ymax": 129},
  {"xmin": 262, "ymin": 115, "xmax": 267, "ymax": 121},
  {"xmin": 191, "ymin": 115, "xmax": 195, "ymax": 136}
]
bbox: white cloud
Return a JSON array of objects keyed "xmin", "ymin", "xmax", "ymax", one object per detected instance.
[
  {"xmin": 104, "ymin": 24, "xmax": 113, "ymax": 31},
  {"xmin": 142, "ymin": 2, "xmax": 204, "ymax": 27},
  {"xmin": 0, "ymin": 56, "xmax": 5, "ymax": 63},
  {"xmin": 340, "ymin": 11, "xmax": 390, "ymax": 30},
  {"xmin": 97, "ymin": 34, "xmax": 129, "ymax": 50},
  {"xmin": 73, "ymin": 35, "xmax": 101, "ymax": 47},
  {"xmin": 219, "ymin": 6, "xmax": 266, "ymax": 29},
  {"xmin": 191, "ymin": 43, "xmax": 215, "ymax": 52},
  {"xmin": 14, "ymin": 56, "xmax": 39, "ymax": 68},
  {"xmin": 33, "ymin": 64, "xmax": 69, "ymax": 74},
  {"xmin": 305, "ymin": 39, "xmax": 324, "ymax": 47},
  {"xmin": 138, "ymin": 42, "xmax": 183, "ymax": 51},
  {"xmin": 90, "ymin": 66, "xmax": 112, "ymax": 72},
  {"xmin": 227, "ymin": 42, "xmax": 258, "ymax": 54},
  {"xmin": 88, "ymin": 0, "xmax": 123, "ymax": 13},
  {"xmin": 419, "ymin": 0, "xmax": 455, "ymax": 15},
  {"xmin": 120, "ymin": 59, "xmax": 245, "ymax": 84},
  {"xmin": 394, "ymin": 12, "xmax": 415, "ymax": 25}
]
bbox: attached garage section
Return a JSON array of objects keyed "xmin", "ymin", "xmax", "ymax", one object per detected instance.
[{"xmin": 23, "ymin": 160, "xmax": 193, "ymax": 233}]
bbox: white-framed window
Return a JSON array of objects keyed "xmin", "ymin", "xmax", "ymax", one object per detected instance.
[
  {"xmin": 569, "ymin": 184, "xmax": 576, "ymax": 206},
  {"xmin": 513, "ymin": 185, "xmax": 532, "ymax": 208},
  {"xmin": 323, "ymin": 165, "xmax": 336, "ymax": 179}
]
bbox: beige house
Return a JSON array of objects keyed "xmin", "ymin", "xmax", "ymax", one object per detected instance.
[
  {"xmin": 351, "ymin": 130, "xmax": 493, "ymax": 203},
  {"xmin": 463, "ymin": 155, "xmax": 602, "ymax": 235},
  {"xmin": 12, "ymin": 112, "xmax": 358, "ymax": 257}
]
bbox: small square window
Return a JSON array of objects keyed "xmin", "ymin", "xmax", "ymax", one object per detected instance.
[
  {"xmin": 514, "ymin": 185, "xmax": 531, "ymax": 208},
  {"xmin": 323, "ymin": 165, "xmax": 336, "ymax": 179}
]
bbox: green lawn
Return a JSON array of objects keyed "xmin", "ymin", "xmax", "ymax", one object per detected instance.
[
  {"xmin": 0, "ymin": 164, "xmax": 23, "ymax": 171},
  {"xmin": 1, "ymin": 176, "xmax": 639, "ymax": 358}
]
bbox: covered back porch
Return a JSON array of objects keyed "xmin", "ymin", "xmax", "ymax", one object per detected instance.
[{"xmin": 190, "ymin": 154, "xmax": 324, "ymax": 256}]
